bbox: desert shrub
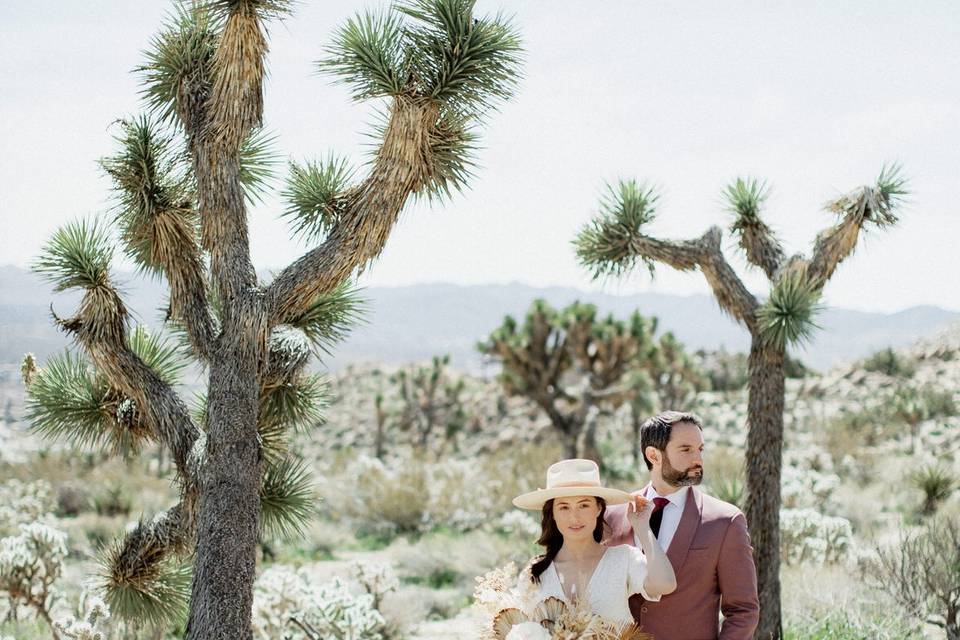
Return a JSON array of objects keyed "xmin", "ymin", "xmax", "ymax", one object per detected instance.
[
  {"xmin": 820, "ymin": 407, "xmax": 888, "ymax": 479},
  {"xmin": 393, "ymin": 530, "xmax": 523, "ymax": 598},
  {"xmin": 0, "ymin": 522, "xmax": 68, "ymax": 633},
  {"xmin": 862, "ymin": 347, "xmax": 916, "ymax": 378},
  {"xmin": 55, "ymin": 483, "xmax": 92, "ymax": 517},
  {"xmin": 871, "ymin": 517, "xmax": 960, "ymax": 639},
  {"xmin": 327, "ymin": 452, "xmax": 543, "ymax": 537},
  {"xmin": 784, "ymin": 610, "xmax": 918, "ymax": 639},
  {"xmin": 251, "ymin": 566, "xmax": 385, "ymax": 640},
  {"xmin": 704, "ymin": 446, "xmax": 746, "ymax": 508},
  {"xmin": 780, "ymin": 508, "xmax": 852, "ymax": 566},
  {"xmin": 91, "ymin": 487, "xmax": 132, "ymax": 517},
  {"xmin": 909, "ymin": 463, "xmax": 956, "ymax": 516}
]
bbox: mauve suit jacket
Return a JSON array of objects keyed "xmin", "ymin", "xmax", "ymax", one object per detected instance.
[{"xmin": 604, "ymin": 486, "xmax": 759, "ymax": 640}]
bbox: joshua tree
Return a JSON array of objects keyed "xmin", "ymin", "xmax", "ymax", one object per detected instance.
[
  {"xmin": 24, "ymin": 2, "xmax": 521, "ymax": 638},
  {"xmin": 649, "ymin": 331, "xmax": 707, "ymax": 411},
  {"xmin": 479, "ymin": 299, "xmax": 660, "ymax": 466},
  {"xmin": 575, "ymin": 169, "xmax": 907, "ymax": 639},
  {"xmin": 390, "ymin": 354, "xmax": 467, "ymax": 452}
]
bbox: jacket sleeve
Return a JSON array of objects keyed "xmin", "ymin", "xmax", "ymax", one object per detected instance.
[{"xmin": 717, "ymin": 512, "xmax": 760, "ymax": 640}]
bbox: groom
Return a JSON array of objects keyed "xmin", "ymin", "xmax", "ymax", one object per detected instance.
[{"xmin": 605, "ymin": 411, "xmax": 759, "ymax": 639}]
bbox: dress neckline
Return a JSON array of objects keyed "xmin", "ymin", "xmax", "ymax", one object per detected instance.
[{"xmin": 551, "ymin": 545, "xmax": 611, "ymax": 603}]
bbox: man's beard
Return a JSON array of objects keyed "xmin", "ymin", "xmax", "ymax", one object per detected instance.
[{"xmin": 662, "ymin": 452, "xmax": 703, "ymax": 487}]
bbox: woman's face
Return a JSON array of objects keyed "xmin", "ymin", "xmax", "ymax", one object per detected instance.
[{"xmin": 552, "ymin": 496, "xmax": 600, "ymax": 540}]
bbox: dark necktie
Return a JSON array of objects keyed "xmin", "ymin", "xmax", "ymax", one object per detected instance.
[{"xmin": 649, "ymin": 497, "xmax": 670, "ymax": 538}]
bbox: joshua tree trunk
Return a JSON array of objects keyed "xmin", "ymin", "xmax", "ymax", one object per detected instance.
[
  {"xmin": 743, "ymin": 340, "xmax": 785, "ymax": 640},
  {"xmin": 186, "ymin": 334, "xmax": 263, "ymax": 640}
]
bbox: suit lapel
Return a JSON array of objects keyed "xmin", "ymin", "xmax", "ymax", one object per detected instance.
[{"xmin": 666, "ymin": 486, "xmax": 701, "ymax": 571}]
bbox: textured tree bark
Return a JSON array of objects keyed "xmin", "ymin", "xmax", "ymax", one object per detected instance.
[
  {"xmin": 744, "ymin": 340, "xmax": 785, "ymax": 640},
  {"xmin": 185, "ymin": 323, "xmax": 263, "ymax": 640}
]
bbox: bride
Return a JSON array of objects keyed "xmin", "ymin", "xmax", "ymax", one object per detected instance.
[{"xmin": 512, "ymin": 458, "xmax": 677, "ymax": 624}]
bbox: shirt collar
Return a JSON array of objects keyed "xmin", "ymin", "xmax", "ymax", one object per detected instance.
[{"xmin": 644, "ymin": 484, "xmax": 688, "ymax": 509}]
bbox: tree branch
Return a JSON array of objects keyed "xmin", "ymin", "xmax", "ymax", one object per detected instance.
[
  {"xmin": 733, "ymin": 222, "xmax": 785, "ymax": 281},
  {"xmin": 629, "ymin": 227, "xmax": 759, "ymax": 331},
  {"xmin": 55, "ymin": 282, "xmax": 201, "ymax": 482},
  {"xmin": 265, "ymin": 98, "xmax": 443, "ymax": 326}
]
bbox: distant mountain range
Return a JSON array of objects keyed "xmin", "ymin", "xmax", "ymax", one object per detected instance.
[{"xmin": 2, "ymin": 265, "xmax": 957, "ymax": 372}]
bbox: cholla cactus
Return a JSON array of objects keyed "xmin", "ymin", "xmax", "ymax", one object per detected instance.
[
  {"xmin": 54, "ymin": 594, "xmax": 111, "ymax": 640},
  {"xmin": 351, "ymin": 561, "xmax": 399, "ymax": 611},
  {"xmin": 0, "ymin": 523, "xmax": 68, "ymax": 636},
  {"xmin": 779, "ymin": 508, "xmax": 852, "ymax": 566},
  {"xmin": 0, "ymin": 479, "xmax": 54, "ymax": 537},
  {"xmin": 251, "ymin": 566, "xmax": 384, "ymax": 640},
  {"xmin": 575, "ymin": 167, "xmax": 907, "ymax": 637}
]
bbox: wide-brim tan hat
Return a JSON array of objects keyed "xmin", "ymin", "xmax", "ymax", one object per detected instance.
[{"xmin": 512, "ymin": 458, "xmax": 632, "ymax": 510}]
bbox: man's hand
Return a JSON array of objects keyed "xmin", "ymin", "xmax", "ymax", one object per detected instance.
[{"xmin": 626, "ymin": 495, "xmax": 653, "ymax": 532}]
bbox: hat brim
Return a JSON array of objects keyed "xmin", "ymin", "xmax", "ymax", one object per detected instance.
[{"xmin": 512, "ymin": 486, "xmax": 632, "ymax": 511}]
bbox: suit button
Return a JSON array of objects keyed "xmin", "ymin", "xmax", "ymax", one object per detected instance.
[{"xmin": 641, "ymin": 607, "xmax": 648, "ymax": 612}]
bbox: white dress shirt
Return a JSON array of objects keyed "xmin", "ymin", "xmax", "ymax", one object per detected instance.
[{"xmin": 633, "ymin": 485, "xmax": 688, "ymax": 552}]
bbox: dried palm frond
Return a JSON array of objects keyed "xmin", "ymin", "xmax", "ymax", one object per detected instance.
[{"xmin": 492, "ymin": 607, "xmax": 527, "ymax": 639}]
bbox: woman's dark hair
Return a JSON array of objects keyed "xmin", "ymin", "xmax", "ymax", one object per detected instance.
[{"xmin": 530, "ymin": 496, "xmax": 607, "ymax": 583}]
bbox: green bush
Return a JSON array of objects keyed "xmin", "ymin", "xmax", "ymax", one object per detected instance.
[
  {"xmin": 785, "ymin": 611, "xmax": 917, "ymax": 639},
  {"xmin": 862, "ymin": 347, "xmax": 916, "ymax": 378}
]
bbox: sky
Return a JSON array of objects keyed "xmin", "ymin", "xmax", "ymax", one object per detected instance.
[{"xmin": 2, "ymin": 1, "xmax": 958, "ymax": 313}]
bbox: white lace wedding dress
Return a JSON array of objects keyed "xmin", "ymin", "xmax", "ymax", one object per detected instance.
[{"xmin": 525, "ymin": 544, "xmax": 660, "ymax": 624}]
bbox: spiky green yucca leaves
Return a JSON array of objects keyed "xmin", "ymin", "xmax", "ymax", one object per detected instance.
[
  {"xmin": 724, "ymin": 177, "xmax": 769, "ymax": 225},
  {"xmin": 33, "ymin": 218, "xmax": 114, "ymax": 291},
  {"xmin": 138, "ymin": 2, "xmax": 219, "ymax": 126},
  {"xmin": 260, "ymin": 457, "xmax": 315, "ymax": 540},
  {"xmin": 281, "ymin": 155, "xmax": 355, "ymax": 242},
  {"xmin": 26, "ymin": 328, "xmax": 183, "ymax": 454},
  {"xmin": 758, "ymin": 270, "xmax": 823, "ymax": 349},
  {"xmin": 322, "ymin": 0, "xmax": 521, "ymax": 110},
  {"xmin": 101, "ymin": 116, "xmax": 195, "ymax": 273},
  {"xmin": 828, "ymin": 163, "xmax": 908, "ymax": 227},
  {"xmin": 285, "ymin": 280, "xmax": 367, "ymax": 355},
  {"xmin": 100, "ymin": 547, "xmax": 191, "ymax": 629},
  {"xmin": 574, "ymin": 179, "xmax": 659, "ymax": 278},
  {"xmin": 128, "ymin": 325, "xmax": 186, "ymax": 387},
  {"xmin": 398, "ymin": 0, "xmax": 522, "ymax": 112},
  {"xmin": 238, "ymin": 128, "xmax": 279, "ymax": 203},
  {"xmin": 317, "ymin": 0, "xmax": 521, "ymax": 201},
  {"xmin": 25, "ymin": 352, "xmax": 109, "ymax": 449}
]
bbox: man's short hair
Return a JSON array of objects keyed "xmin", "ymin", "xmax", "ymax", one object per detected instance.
[{"xmin": 640, "ymin": 411, "xmax": 703, "ymax": 470}]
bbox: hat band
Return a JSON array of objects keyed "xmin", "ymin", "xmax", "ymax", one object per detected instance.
[{"xmin": 548, "ymin": 480, "xmax": 602, "ymax": 489}]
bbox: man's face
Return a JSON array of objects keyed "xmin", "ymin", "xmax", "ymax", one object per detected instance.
[
  {"xmin": 552, "ymin": 496, "xmax": 600, "ymax": 540},
  {"xmin": 658, "ymin": 421, "xmax": 705, "ymax": 487}
]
